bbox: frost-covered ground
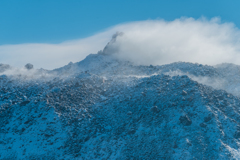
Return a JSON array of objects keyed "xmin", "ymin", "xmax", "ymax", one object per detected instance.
[{"xmin": 2, "ymin": 52, "xmax": 240, "ymax": 159}]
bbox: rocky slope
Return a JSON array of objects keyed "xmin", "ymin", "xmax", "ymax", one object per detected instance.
[{"xmin": 1, "ymin": 53, "xmax": 240, "ymax": 159}]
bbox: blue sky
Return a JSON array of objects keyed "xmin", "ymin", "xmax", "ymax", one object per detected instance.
[
  {"xmin": 2, "ymin": 0, "xmax": 240, "ymax": 69},
  {"xmin": 1, "ymin": 0, "xmax": 240, "ymax": 45}
]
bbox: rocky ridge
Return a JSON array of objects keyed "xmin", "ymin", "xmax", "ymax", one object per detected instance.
[{"xmin": 1, "ymin": 53, "xmax": 240, "ymax": 159}]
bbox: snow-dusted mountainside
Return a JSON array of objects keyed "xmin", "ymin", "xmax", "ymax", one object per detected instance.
[{"xmin": 2, "ymin": 53, "xmax": 240, "ymax": 159}]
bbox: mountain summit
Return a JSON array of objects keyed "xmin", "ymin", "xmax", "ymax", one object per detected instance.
[{"xmin": 1, "ymin": 49, "xmax": 240, "ymax": 159}]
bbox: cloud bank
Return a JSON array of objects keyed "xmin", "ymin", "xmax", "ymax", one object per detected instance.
[
  {"xmin": 1, "ymin": 17, "xmax": 240, "ymax": 69},
  {"xmin": 0, "ymin": 32, "xmax": 113, "ymax": 69}
]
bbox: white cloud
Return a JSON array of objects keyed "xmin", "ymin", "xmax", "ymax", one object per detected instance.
[
  {"xmin": 0, "ymin": 31, "xmax": 114, "ymax": 69},
  {"xmin": 108, "ymin": 17, "xmax": 240, "ymax": 66},
  {"xmin": 1, "ymin": 17, "xmax": 240, "ymax": 69}
]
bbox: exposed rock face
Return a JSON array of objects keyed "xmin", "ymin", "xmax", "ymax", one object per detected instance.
[
  {"xmin": 1, "ymin": 54, "xmax": 240, "ymax": 159},
  {"xmin": 98, "ymin": 32, "xmax": 124, "ymax": 55}
]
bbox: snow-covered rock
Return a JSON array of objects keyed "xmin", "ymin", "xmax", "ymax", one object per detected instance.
[{"xmin": 2, "ymin": 52, "xmax": 240, "ymax": 159}]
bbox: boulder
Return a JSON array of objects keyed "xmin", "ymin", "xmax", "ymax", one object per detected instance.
[{"xmin": 25, "ymin": 63, "xmax": 33, "ymax": 70}]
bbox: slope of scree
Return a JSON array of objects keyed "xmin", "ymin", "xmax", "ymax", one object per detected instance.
[{"xmin": 1, "ymin": 54, "xmax": 240, "ymax": 159}]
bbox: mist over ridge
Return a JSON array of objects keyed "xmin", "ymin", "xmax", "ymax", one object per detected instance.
[
  {"xmin": 101, "ymin": 17, "xmax": 240, "ymax": 66},
  {"xmin": 1, "ymin": 17, "xmax": 240, "ymax": 69}
]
